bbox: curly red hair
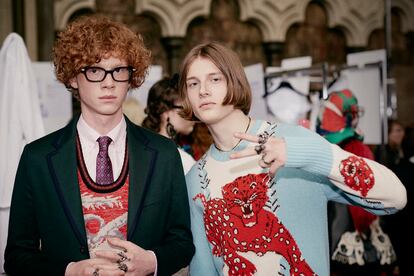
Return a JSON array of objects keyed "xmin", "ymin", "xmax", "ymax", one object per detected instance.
[{"xmin": 53, "ymin": 15, "xmax": 151, "ymax": 97}]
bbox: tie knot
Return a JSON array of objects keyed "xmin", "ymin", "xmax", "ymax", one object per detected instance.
[{"xmin": 97, "ymin": 136, "xmax": 112, "ymax": 152}]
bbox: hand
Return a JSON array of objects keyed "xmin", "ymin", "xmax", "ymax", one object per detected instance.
[
  {"xmin": 230, "ymin": 131, "xmax": 286, "ymax": 176},
  {"xmin": 94, "ymin": 237, "xmax": 157, "ymax": 276},
  {"xmin": 65, "ymin": 258, "xmax": 125, "ymax": 276}
]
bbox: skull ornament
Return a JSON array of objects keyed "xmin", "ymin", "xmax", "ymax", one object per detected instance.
[
  {"xmin": 332, "ymin": 231, "xmax": 365, "ymax": 265},
  {"xmin": 340, "ymin": 156, "xmax": 374, "ymax": 197}
]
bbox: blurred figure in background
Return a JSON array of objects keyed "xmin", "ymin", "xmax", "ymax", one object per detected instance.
[
  {"xmin": 122, "ymin": 97, "xmax": 146, "ymax": 126},
  {"xmin": 142, "ymin": 75, "xmax": 196, "ymax": 173},
  {"xmin": 317, "ymin": 89, "xmax": 396, "ymax": 276},
  {"xmin": 383, "ymin": 124, "xmax": 413, "ymax": 276},
  {"xmin": 376, "ymin": 120, "xmax": 405, "ymax": 169}
]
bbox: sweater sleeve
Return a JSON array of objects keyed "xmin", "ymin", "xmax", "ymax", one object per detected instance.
[
  {"xmin": 186, "ymin": 165, "xmax": 221, "ymax": 276},
  {"xmin": 279, "ymin": 125, "xmax": 407, "ymax": 214}
]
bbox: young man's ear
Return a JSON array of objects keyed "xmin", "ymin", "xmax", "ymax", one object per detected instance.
[
  {"xmin": 161, "ymin": 111, "xmax": 170, "ymax": 122},
  {"xmin": 69, "ymin": 77, "xmax": 78, "ymax": 89}
]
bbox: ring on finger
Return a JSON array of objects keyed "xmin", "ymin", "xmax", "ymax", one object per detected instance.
[
  {"xmin": 254, "ymin": 144, "xmax": 265, "ymax": 155},
  {"xmin": 92, "ymin": 268, "xmax": 99, "ymax": 276},
  {"xmin": 117, "ymin": 251, "xmax": 130, "ymax": 263},
  {"xmin": 258, "ymin": 132, "xmax": 270, "ymax": 145},
  {"xmin": 261, "ymin": 156, "xmax": 275, "ymax": 166},
  {"xmin": 118, "ymin": 262, "xmax": 128, "ymax": 272}
]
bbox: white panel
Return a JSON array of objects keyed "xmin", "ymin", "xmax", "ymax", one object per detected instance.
[
  {"xmin": 244, "ymin": 63, "xmax": 268, "ymax": 120},
  {"xmin": 347, "ymin": 49, "xmax": 387, "ymax": 144},
  {"xmin": 341, "ymin": 68, "xmax": 382, "ymax": 145},
  {"xmin": 127, "ymin": 65, "xmax": 163, "ymax": 108},
  {"xmin": 32, "ymin": 62, "xmax": 73, "ymax": 135}
]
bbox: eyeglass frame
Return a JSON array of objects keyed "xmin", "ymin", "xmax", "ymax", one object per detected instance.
[{"xmin": 80, "ymin": 66, "xmax": 136, "ymax": 82}]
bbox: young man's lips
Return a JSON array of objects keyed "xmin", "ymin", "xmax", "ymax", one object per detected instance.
[
  {"xmin": 200, "ymin": 102, "xmax": 215, "ymax": 108},
  {"xmin": 99, "ymin": 95, "xmax": 116, "ymax": 100}
]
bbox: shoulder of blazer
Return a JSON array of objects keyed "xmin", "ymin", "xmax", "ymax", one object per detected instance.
[{"xmin": 24, "ymin": 115, "xmax": 78, "ymax": 153}]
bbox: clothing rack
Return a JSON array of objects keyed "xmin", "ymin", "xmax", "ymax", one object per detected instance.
[
  {"xmin": 264, "ymin": 61, "xmax": 383, "ymax": 100},
  {"xmin": 264, "ymin": 61, "xmax": 387, "ymax": 144}
]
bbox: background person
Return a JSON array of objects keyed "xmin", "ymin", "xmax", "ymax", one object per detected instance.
[
  {"xmin": 317, "ymin": 89, "xmax": 396, "ymax": 276},
  {"xmin": 375, "ymin": 119, "xmax": 405, "ymax": 169},
  {"xmin": 383, "ymin": 123, "xmax": 414, "ymax": 276},
  {"xmin": 142, "ymin": 75, "xmax": 196, "ymax": 173}
]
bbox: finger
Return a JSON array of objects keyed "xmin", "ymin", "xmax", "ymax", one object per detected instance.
[
  {"xmin": 233, "ymin": 132, "xmax": 260, "ymax": 143},
  {"xmin": 87, "ymin": 257, "xmax": 115, "ymax": 265},
  {"xmin": 97, "ymin": 250, "xmax": 132, "ymax": 263},
  {"xmin": 106, "ymin": 237, "xmax": 131, "ymax": 252},
  {"xmin": 96, "ymin": 267, "xmax": 125, "ymax": 276},
  {"xmin": 94, "ymin": 263, "xmax": 123, "ymax": 271},
  {"xmin": 230, "ymin": 146, "xmax": 259, "ymax": 159},
  {"xmin": 268, "ymin": 160, "xmax": 284, "ymax": 176},
  {"xmin": 94, "ymin": 250, "xmax": 120, "ymax": 262}
]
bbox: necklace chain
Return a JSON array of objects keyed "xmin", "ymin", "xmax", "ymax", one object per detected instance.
[{"xmin": 214, "ymin": 117, "xmax": 251, "ymax": 152}]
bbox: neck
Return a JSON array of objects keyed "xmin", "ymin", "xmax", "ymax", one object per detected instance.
[
  {"xmin": 159, "ymin": 122, "xmax": 169, "ymax": 138},
  {"xmin": 81, "ymin": 112, "xmax": 123, "ymax": 135},
  {"xmin": 209, "ymin": 110, "xmax": 251, "ymax": 151}
]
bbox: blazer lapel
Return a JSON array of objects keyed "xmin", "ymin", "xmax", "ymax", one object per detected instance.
[
  {"xmin": 46, "ymin": 115, "xmax": 87, "ymax": 246},
  {"xmin": 125, "ymin": 118, "xmax": 158, "ymax": 239}
]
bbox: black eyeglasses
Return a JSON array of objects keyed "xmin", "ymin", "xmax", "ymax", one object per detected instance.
[{"xmin": 80, "ymin": 66, "xmax": 136, "ymax": 82}]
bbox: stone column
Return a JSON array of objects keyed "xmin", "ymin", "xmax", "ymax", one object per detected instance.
[
  {"xmin": 161, "ymin": 37, "xmax": 185, "ymax": 75},
  {"xmin": 262, "ymin": 42, "xmax": 284, "ymax": 67},
  {"xmin": 12, "ymin": 0, "xmax": 25, "ymax": 38},
  {"xmin": 36, "ymin": 0, "xmax": 54, "ymax": 61},
  {"xmin": 0, "ymin": 0, "xmax": 13, "ymax": 43}
]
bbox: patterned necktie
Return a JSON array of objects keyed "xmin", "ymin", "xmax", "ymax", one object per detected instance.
[{"xmin": 96, "ymin": 136, "xmax": 114, "ymax": 185}]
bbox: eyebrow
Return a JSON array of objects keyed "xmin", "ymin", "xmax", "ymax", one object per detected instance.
[
  {"xmin": 186, "ymin": 72, "xmax": 223, "ymax": 81},
  {"xmin": 89, "ymin": 64, "xmax": 128, "ymax": 69}
]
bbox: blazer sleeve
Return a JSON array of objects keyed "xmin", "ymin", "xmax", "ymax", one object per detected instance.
[
  {"xmin": 151, "ymin": 148, "xmax": 195, "ymax": 275},
  {"xmin": 4, "ymin": 146, "xmax": 69, "ymax": 275}
]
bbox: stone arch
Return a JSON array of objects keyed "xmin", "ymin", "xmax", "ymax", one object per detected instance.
[
  {"xmin": 135, "ymin": 0, "xmax": 211, "ymax": 37},
  {"xmin": 324, "ymin": 0, "xmax": 383, "ymax": 46},
  {"xmin": 182, "ymin": 0, "xmax": 265, "ymax": 65},
  {"xmin": 283, "ymin": 1, "xmax": 347, "ymax": 64},
  {"xmin": 55, "ymin": 0, "xmax": 96, "ymax": 30},
  {"xmin": 238, "ymin": 0, "xmax": 311, "ymax": 42},
  {"xmin": 392, "ymin": 0, "xmax": 414, "ymax": 32}
]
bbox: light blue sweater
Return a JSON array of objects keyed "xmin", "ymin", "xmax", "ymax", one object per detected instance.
[{"xmin": 186, "ymin": 120, "xmax": 406, "ymax": 276}]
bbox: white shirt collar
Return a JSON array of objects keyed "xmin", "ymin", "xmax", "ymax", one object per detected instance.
[{"xmin": 77, "ymin": 115, "xmax": 126, "ymax": 147}]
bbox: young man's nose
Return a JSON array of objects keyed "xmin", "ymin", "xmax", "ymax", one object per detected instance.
[
  {"xmin": 101, "ymin": 72, "xmax": 116, "ymax": 87},
  {"xmin": 199, "ymin": 82, "xmax": 210, "ymax": 97}
]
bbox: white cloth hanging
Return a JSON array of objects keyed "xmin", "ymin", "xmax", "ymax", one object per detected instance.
[
  {"xmin": 0, "ymin": 33, "xmax": 45, "ymax": 273},
  {"xmin": 266, "ymin": 86, "xmax": 311, "ymax": 125}
]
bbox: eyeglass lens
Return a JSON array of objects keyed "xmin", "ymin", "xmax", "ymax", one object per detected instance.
[{"xmin": 83, "ymin": 67, "xmax": 132, "ymax": 82}]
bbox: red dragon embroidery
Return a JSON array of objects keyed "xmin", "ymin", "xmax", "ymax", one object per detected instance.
[
  {"xmin": 194, "ymin": 173, "xmax": 315, "ymax": 276},
  {"xmin": 340, "ymin": 156, "xmax": 374, "ymax": 197}
]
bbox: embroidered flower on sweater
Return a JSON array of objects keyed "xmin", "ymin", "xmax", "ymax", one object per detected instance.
[{"xmin": 340, "ymin": 156, "xmax": 374, "ymax": 197}]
